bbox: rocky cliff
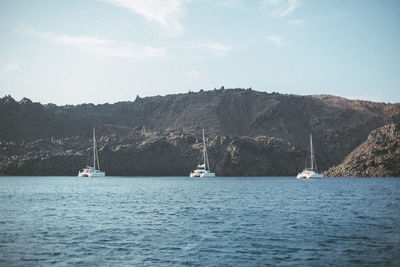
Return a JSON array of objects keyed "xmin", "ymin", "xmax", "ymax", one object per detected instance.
[
  {"xmin": 1, "ymin": 88, "xmax": 400, "ymax": 176},
  {"xmin": 324, "ymin": 124, "xmax": 400, "ymax": 177},
  {"xmin": 0, "ymin": 125, "xmax": 304, "ymax": 176}
]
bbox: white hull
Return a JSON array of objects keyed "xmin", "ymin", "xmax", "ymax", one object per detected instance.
[
  {"xmin": 78, "ymin": 168, "xmax": 105, "ymax": 177},
  {"xmin": 78, "ymin": 173, "xmax": 105, "ymax": 177},
  {"xmin": 190, "ymin": 170, "xmax": 215, "ymax": 178},
  {"xmin": 297, "ymin": 170, "xmax": 323, "ymax": 179},
  {"xmin": 89, "ymin": 171, "xmax": 105, "ymax": 177}
]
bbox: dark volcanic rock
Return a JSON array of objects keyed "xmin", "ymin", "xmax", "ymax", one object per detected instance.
[
  {"xmin": 0, "ymin": 126, "xmax": 304, "ymax": 176},
  {"xmin": 212, "ymin": 136, "xmax": 303, "ymax": 176},
  {"xmin": 324, "ymin": 124, "xmax": 400, "ymax": 177}
]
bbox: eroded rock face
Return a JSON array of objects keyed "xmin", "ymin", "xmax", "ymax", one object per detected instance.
[
  {"xmin": 324, "ymin": 124, "xmax": 400, "ymax": 177},
  {"xmin": 0, "ymin": 126, "xmax": 304, "ymax": 176}
]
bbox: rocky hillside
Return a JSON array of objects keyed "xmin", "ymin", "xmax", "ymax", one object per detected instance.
[
  {"xmin": 324, "ymin": 124, "xmax": 400, "ymax": 177},
  {"xmin": 1, "ymin": 88, "xmax": 400, "ymax": 176},
  {"xmin": 0, "ymin": 125, "xmax": 304, "ymax": 176}
]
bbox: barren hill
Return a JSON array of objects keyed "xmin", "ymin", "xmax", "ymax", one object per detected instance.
[{"xmin": 1, "ymin": 88, "xmax": 399, "ymax": 176}]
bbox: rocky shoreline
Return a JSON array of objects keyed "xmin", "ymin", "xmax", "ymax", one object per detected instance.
[
  {"xmin": 0, "ymin": 126, "xmax": 305, "ymax": 176},
  {"xmin": 324, "ymin": 124, "xmax": 400, "ymax": 177}
]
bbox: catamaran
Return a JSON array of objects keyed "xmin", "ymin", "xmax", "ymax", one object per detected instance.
[
  {"xmin": 190, "ymin": 129, "xmax": 215, "ymax": 178},
  {"xmin": 78, "ymin": 128, "xmax": 105, "ymax": 177},
  {"xmin": 297, "ymin": 134, "xmax": 323, "ymax": 179}
]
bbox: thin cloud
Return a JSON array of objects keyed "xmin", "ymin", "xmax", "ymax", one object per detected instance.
[
  {"xmin": 19, "ymin": 27, "xmax": 166, "ymax": 60},
  {"xmin": 268, "ymin": 35, "xmax": 286, "ymax": 46},
  {"xmin": 19, "ymin": 26, "xmax": 233, "ymax": 61},
  {"xmin": 99, "ymin": 0, "xmax": 186, "ymax": 35},
  {"xmin": 172, "ymin": 41, "xmax": 235, "ymax": 59},
  {"xmin": 263, "ymin": 0, "xmax": 300, "ymax": 17},
  {"xmin": 51, "ymin": 35, "xmax": 112, "ymax": 46}
]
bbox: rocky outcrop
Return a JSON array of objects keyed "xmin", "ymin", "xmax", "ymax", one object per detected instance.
[
  {"xmin": 324, "ymin": 124, "xmax": 400, "ymax": 177},
  {"xmin": 0, "ymin": 125, "xmax": 304, "ymax": 176}
]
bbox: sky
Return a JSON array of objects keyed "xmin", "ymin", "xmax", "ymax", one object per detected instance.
[{"xmin": 0, "ymin": 0, "xmax": 399, "ymax": 105}]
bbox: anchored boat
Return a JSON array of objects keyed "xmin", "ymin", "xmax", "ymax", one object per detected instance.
[
  {"xmin": 78, "ymin": 128, "xmax": 105, "ymax": 177},
  {"xmin": 190, "ymin": 129, "xmax": 215, "ymax": 178},
  {"xmin": 297, "ymin": 134, "xmax": 323, "ymax": 179}
]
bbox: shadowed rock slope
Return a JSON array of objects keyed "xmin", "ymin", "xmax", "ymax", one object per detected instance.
[
  {"xmin": 0, "ymin": 125, "xmax": 304, "ymax": 176},
  {"xmin": 324, "ymin": 124, "xmax": 400, "ymax": 177}
]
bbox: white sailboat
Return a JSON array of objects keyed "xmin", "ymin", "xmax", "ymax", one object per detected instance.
[
  {"xmin": 78, "ymin": 128, "xmax": 105, "ymax": 177},
  {"xmin": 190, "ymin": 129, "xmax": 215, "ymax": 178},
  {"xmin": 297, "ymin": 134, "xmax": 323, "ymax": 179}
]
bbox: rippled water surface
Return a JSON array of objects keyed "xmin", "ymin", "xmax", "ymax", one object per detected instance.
[{"xmin": 1, "ymin": 176, "xmax": 400, "ymax": 266}]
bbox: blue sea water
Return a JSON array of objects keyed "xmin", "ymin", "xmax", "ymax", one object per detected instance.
[{"xmin": 0, "ymin": 176, "xmax": 399, "ymax": 266}]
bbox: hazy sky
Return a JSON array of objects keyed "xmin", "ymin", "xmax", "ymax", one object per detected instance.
[{"xmin": 0, "ymin": 0, "xmax": 399, "ymax": 104}]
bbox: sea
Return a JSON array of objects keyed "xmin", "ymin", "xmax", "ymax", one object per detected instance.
[{"xmin": 0, "ymin": 176, "xmax": 399, "ymax": 266}]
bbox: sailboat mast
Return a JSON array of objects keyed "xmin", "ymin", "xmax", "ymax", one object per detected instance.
[
  {"xmin": 93, "ymin": 128, "xmax": 96, "ymax": 170},
  {"xmin": 96, "ymin": 146, "xmax": 100, "ymax": 171},
  {"xmin": 202, "ymin": 129, "xmax": 207, "ymax": 170},
  {"xmin": 310, "ymin": 134, "xmax": 314, "ymax": 170}
]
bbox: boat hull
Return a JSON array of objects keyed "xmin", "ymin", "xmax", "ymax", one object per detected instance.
[
  {"xmin": 297, "ymin": 170, "xmax": 323, "ymax": 179},
  {"xmin": 200, "ymin": 172, "xmax": 215, "ymax": 178},
  {"xmin": 190, "ymin": 170, "xmax": 215, "ymax": 178},
  {"xmin": 89, "ymin": 171, "xmax": 105, "ymax": 177},
  {"xmin": 78, "ymin": 169, "xmax": 105, "ymax": 177}
]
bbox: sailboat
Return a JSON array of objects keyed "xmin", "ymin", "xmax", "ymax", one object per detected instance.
[
  {"xmin": 78, "ymin": 128, "xmax": 105, "ymax": 177},
  {"xmin": 297, "ymin": 134, "xmax": 323, "ymax": 179},
  {"xmin": 190, "ymin": 129, "xmax": 215, "ymax": 178}
]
